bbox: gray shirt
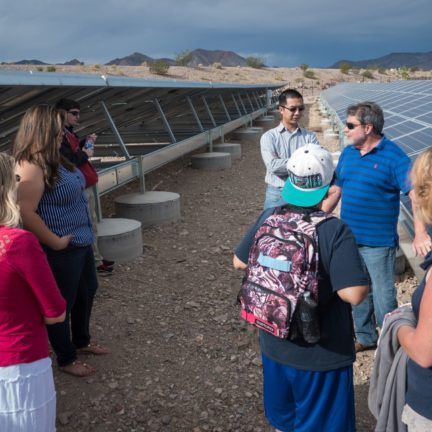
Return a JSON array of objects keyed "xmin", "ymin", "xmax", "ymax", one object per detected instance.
[{"xmin": 260, "ymin": 123, "xmax": 319, "ymax": 188}]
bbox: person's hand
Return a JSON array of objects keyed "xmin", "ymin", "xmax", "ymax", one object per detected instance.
[
  {"xmin": 87, "ymin": 133, "xmax": 97, "ymax": 143},
  {"xmin": 82, "ymin": 147, "xmax": 94, "ymax": 158},
  {"xmin": 412, "ymin": 230, "xmax": 432, "ymax": 257},
  {"xmin": 52, "ymin": 235, "xmax": 73, "ymax": 251}
]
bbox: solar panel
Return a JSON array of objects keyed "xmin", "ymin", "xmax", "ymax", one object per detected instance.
[{"xmin": 320, "ymin": 80, "xmax": 432, "ymax": 237}]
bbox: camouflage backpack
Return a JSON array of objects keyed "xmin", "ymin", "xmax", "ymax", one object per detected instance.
[{"xmin": 238, "ymin": 207, "xmax": 333, "ymax": 339}]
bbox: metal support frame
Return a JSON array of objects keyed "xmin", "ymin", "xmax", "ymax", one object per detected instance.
[
  {"xmin": 231, "ymin": 94, "xmax": 242, "ymax": 117},
  {"xmin": 154, "ymin": 98, "xmax": 177, "ymax": 143},
  {"xmin": 186, "ymin": 96, "xmax": 204, "ymax": 133},
  {"xmin": 252, "ymin": 92, "xmax": 261, "ymax": 109},
  {"xmin": 202, "ymin": 96, "xmax": 217, "ymax": 128},
  {"xmin": 237, "ymin": 94, "xmax": 248, "ymax": 115},
  {"xmin": 246, "ymin": 93, "xmax": 255, "ymax": 111},
  {"xmin": 219, "ymin": 95, "xmax": 231, "ymax": 121},
  {"xmin": 100, "ymin": 101, "xmax": 131, "ymax": 160}
]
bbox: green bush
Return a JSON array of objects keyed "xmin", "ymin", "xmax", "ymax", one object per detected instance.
[
  {"xmin": 361, "ymin": 70, "xmax": 374, "ymax": 79},
  {"xmin": 399, "ymin": 66, "xmax": 410, "ymax": 79},
  {"xmin": 410, "ymin": 66, "xmax": 418, "ymax": 73},
  {"xmin": 36, "ymin": 66, "xmax": 44, "ymax": 72},
  {"xmin": 339, "ymin": 63, "xmax": 351, "ymax": 74},
  {"xmin": 300, "ymin": 64, "xmax": 309, "ymax": 72},
  {"xmin": 378, "ymin": 67, "xmax": 386, "ymax": 75},
  {"xmin": 212, "ymin": 62, "xmax": 223, "ymax": 70},
  {"xmin": 246, "ymin": 56, "xmax": 265, "ymax": 69},
  {"xmin": 175, "ymin": 50, "xmax": 193, "ymax": 66},
  {"xmin": 149, "ymin": 60, "xmax": 170, "ymax": 75},
  {"xmin": 46, "ymin": 66, "xmax": 56, "ymax": 72},
  {"xmin": 303, "ymin": 69, "xmax": 316, "ymax": 79}
]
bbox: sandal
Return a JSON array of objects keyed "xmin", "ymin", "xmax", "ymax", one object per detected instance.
[
  {"xmin": 78, "ymin": 342, "xmax": 110, "ymax": 355},
  {"xmin": 59, "ymin": 360, "xmax": 96, "ymax": 377}
]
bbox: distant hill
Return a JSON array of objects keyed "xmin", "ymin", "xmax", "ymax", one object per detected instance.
[
  {"xmin": 188, "ymin": 49, "xmax": 247, "ymax": 67},
  {"xmin": 62, "ymin": 58, "xmax": 84, "ymax": 66},
  {"xmin": 331, "ymin": 52, "xmax": 432, "ymax": 69},
  {"xmin": 14, "ymin": 59, "xmax": 48, "ymax": 65},
  {"xmin": 105, "ymin": 49, "xmax": 248, "ymax": 67}
]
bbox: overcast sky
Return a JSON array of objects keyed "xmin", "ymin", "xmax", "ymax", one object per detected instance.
[{"xmin": 1, "ymin": 0, "xmax": 431, "ymax": 67}]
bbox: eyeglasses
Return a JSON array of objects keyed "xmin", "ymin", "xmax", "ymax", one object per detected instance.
[
  {"xmin": 15, "ymin": 174, "xmax": 21, "ymax": 182},
  {"xmin": 280, "ymin": 105, "xmax": 305, "ymax": 113},
  {"xmin": 68, "ymin": 110, "xmax": 80, "ymax": 117},
  {"xmin": 345, "ymin": 122, "xmax": 363, "ymax": 130}
]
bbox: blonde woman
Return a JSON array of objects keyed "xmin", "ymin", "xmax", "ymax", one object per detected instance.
[
  {"xmin": 0, "ymin": 153, "xmax": 66, "ymax": 431},
  {"xmin": 14, "ymin": 105, "xmax": 108, "ymax": 379},
  {"xmin": 398, "ymin": 148, "xmax": 432, "ymax": 430}
]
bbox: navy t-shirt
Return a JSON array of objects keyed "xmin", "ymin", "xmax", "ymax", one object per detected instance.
[
  {"xmin": 235, "ymin": 208, "xmax": 369, "ymax": 372},
  {"xmin": 405, "ymin": 253, "xmax": 432, "ymax": 420}
]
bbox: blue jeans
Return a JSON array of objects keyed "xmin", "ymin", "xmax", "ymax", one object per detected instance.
[
  {"xmin": 352, "ymin": 246, "xmax": 397, "ymax": 346},
  {"xmin": 44, "ymin": 245, "xmax": 98, "ymax": 366},
  {"xmin": 264, "ymin": 185, "xmax": 285, "ymax": 210}
]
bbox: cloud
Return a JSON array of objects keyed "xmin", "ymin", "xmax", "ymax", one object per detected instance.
[{"xmin": 0, "ymin": 0, "xmax": 431, "ymax": 66}]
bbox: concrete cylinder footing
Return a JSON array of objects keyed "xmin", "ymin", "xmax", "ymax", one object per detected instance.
[
  {"xmin": 97, "ymin": 218, "xmax": 143, "ymax": 263},
  {"xmin": 212, "ymin": 143, "xmax": 242, "ymax": 160},
  {"xmin": 115, "ymin": 191, "xmax": 181, "ymax": 227},
  {"xmin": 255, "ymin": 116, "xmax": 275, "ymax": 130},
  {"xmin": 191, "ymin": 152, "xmax": 231, "ymax": 170},
  {"xmin": 231, "ymin": 127, "xmax": 264, "ymax": 143}
]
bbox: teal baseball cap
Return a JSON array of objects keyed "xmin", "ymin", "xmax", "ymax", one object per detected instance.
[{"xmin": 281, "ymin": 144, "xmax": 335, "ymax": 207}]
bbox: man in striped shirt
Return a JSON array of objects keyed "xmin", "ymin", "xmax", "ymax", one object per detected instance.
[
  {"xmin": 260, "ymin": 89, "xmax": 320, "ymax": 209},
  {"xmin": 328, "ymin": 101, "xmax": 431, "ymax": 352}
]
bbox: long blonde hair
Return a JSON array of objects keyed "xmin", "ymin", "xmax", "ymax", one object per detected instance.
[
  {"xmin": 12, "ymin": 105, "xmax": 68, "ymax": 189},
  {"xmin": 0, "ymin": 153, "xmax": 21, "ymax": 227},
  {"xmin": 410, "ymin": 148, "xmax": 432, "ymax": 225}
]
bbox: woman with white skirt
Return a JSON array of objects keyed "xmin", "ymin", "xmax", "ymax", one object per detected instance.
[{"xmin": 0, "ymin": 153, "xmax": 66, "ymax": 431}]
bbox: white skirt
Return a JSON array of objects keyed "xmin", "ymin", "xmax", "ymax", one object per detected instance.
[{"xmin": 0, "ymin": 357, "xmax": 56, "ymax": 432}]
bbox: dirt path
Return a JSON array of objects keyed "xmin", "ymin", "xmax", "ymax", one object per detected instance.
[{"xmin": 54, "ymin": 101, "xmax": 417, "ymax": 431}]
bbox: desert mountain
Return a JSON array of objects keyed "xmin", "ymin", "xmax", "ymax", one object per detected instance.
[
  {"xmin": 104, "ymin": 49, "xmax": 248, "ymax": 67},
  {"xmin": 331, "ymin": 52, "xmax": 432, "ymax": 69}
]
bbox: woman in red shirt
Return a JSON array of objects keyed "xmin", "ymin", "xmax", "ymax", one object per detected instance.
[{"xmin": 0, "ymin": 153, "xmax": 66, "ymax": 431}]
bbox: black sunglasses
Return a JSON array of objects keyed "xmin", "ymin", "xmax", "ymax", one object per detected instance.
[
  {"xmin": 280, "ymin": 105, "xmax": 305, "ymax": 113},
  {"xmin": 68, "ymin": 110, "xmax": 80, "ymax": 117},
  {"xmin": 15, "ymin": 174, "xmax": 21, "ymax": 182},
  {"xmin": 345, "ymin": 122, "xmax": 363, "ymax": 130}
]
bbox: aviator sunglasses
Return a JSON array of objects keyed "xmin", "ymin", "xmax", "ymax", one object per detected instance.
[
  {"xmin": 68, "ymin": 110, "xmax": 80, "ymax": 117},
  {"xmin": 345, "ymin": 122, "xmax": 363, "ymax": 130},
  {"xmin": 280, "ymin": 105, "xmax": 305, "ymax": 113}
]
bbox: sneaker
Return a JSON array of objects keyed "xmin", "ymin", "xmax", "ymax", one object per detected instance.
[
  {"xmin": 102, "ymin": 259, "xmax": 115, "ymax": 268},
  {"xmin": 97, "ymin": 263, "xmax": 113, "ymax": 276}
]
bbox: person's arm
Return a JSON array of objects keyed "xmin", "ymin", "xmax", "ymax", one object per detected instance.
[
  {"xmin": 45, "ymin": 311, "xmax": 66, "ymax": 324},
  {"xmin": 9, "ymin": 230, "xmax": 66, "ymax": 324},
  {"xmin": 410, "ymin": 189, "xmax": 432, "ymax": 257},
  {"xmin": 260, "ymin": 133, "xmax": 289, "ymax": 177},
  {"xmin": 337, "ymin": 285, "xmax": 368, "ymax": 304},
  {"xmin": 233, "ymin": 255, "xmax": 247, "ymax": 270},
  {"xmin": 321, "ymin": 185, "xmax": 341, "ymax": 213},
  {"xmin": 16, "ymin": 162, "xmax": 72, "ymax": 250},
  {"xmin": 398, "ymin": 273, "xmax": 432, "ymax": 368}
]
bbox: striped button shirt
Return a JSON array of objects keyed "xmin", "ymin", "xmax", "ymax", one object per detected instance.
[
  {"xmin": 335, "ymin": 136, "xmax": 411, "ymax": 247},
  {"xmin": 260, "ymin": 123, "xmax": 320, "ymax": 188},
  {"xmin": 37, "ymin": 165, "xmax": 94, "ymax": 246}
]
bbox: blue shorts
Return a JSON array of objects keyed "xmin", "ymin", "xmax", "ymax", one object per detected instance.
[{"xmin": 262, "ymin": 353, "xmax": 355, "ymax": 432}]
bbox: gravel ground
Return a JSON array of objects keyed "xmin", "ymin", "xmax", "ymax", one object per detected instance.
[{"xmin": 53, "ymin": 99, "xmax": 418, "ymax": 431}]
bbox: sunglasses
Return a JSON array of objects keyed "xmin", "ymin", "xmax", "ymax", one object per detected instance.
[
  {"xmin": 68, "ymin": 110, "xmax": 80, "ymax": 117},
  {"xmin": 280, "ymin": 105, "xmax": 305, "ymax": 113},
  {"xmin": 345, "ymin": 122, "xmax": 363, "ymax": 130},
  {"xmin": 15, "ymin": 174, "xmax": 21, "ymax": 182}
]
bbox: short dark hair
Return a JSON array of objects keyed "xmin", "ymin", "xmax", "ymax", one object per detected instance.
[
  {"xmin": 56, "ymin": 98, "xmax": 80, "ymax": 112},
  {"xmin": 347, "ymin": 101, "xmax": 384, "ymax": 135},
  {"xmin": 278, "ymin": 89, "xmax": 303, "ymax": 107}
]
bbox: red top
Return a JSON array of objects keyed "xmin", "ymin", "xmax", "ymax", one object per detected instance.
[{"xmin": 0, "ymin": 226, "xmax": 66, "ymax": 366}]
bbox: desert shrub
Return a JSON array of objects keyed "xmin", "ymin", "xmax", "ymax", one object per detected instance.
[
  {"xmin": 295, "ymin": 77, "xmax": 304, "ymax": 83},
  {"xmin": 399, "ymin": 66, "xmax": 410, "ymax": 79},
  {"xmin": 303, "ymin": 69, "xmax": 316, "ymax": 79},
  {"xmin": 339, "ymin": 63, "xmax": 351, "ymax": 74},
  {"xmin": 246, "ymin": 56, "xmax": 264, "ymax": 69},
  {"xmin": 300, "ymin": 64, "xmax": 309, "ymax": 72},
  {"xmin": 410, "ymin": 66, "xmax": 418, "ymax": 73},
  {"xmin": 94, "ymin": 64, "xmax": 101, "ymax": 70},
  {"xmin": 175, "ymin": 50, "xmax": 193, "ymax": 66},
  {"xmin": 36, "ymin": 66, "xmax": 44, "ymax": 72},
  {"xmin": 361, "ymin": 70, "xmax": 374, "ymax": 79},
  {"xmin": 212, "ymin": 62, "xmax": 223, "ymax": 70},
  {"xmin": 378, "ymin": 67, "xmax": 386, "ymax": 74},
  {"xmin": 46, "ymin": 66, "xmax": 56, "ymax": 72},
  {"xmin": 149, "ymin": 60, "xmax": 170, "ymax": 75}
]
